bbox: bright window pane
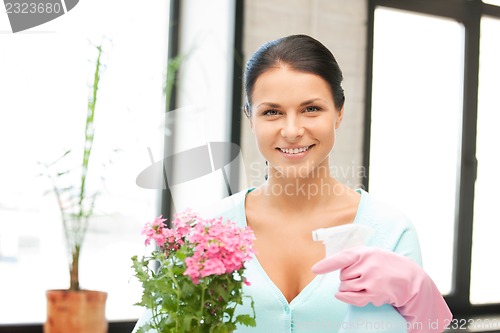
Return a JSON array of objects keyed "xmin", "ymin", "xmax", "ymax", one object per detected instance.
[
  {"xmin": 169, "ymin": 0, "xmax": 241, "ymax": 211},
  {"xmin": 482, "ymin": 0, "xmax": 500, "ymax": 6},
  {"xmin": 470, "ymin": 16, "xmax": 500, "ymax": 304},
  {"xmin": 369, "ymin": 7, "xmax": 464, "ymax": 295},
  {"xmin": 0, "ymin": 0, "xmax": 168, "ymax": 323}
]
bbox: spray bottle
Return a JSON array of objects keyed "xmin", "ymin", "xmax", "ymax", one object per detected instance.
[
  {"xmin": 312, "ymin": 224, "xmax": 374, "ymax": 257},
  {"xmin": 312, "ymin": 224, "xmax": 407, "ymax": 333}
]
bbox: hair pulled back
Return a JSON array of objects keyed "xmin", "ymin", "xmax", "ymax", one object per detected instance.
[{"xmin": 243, "ymin": 34, "xmax": 345, "ymax": 117}]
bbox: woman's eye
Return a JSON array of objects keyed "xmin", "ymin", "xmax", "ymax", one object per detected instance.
[
  {"xmin": 304, "ymin": 106, "xmax": 320, "ymax": 113},
  {"xmin": 263, "ymin": 109, "xmax": 280, "ymax": 116}
]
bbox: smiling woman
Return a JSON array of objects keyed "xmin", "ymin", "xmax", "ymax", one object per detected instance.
[{"xmin": 238, "ymin": 35, "xmax": 451, "ymax": 333}]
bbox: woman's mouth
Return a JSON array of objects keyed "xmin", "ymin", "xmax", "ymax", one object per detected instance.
[{"xmin": 277, "ymin": 144, "xmax": 314, "ymax": 156}]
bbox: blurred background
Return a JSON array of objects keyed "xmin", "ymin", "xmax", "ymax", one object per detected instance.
[{"xmin": 0, "ymin": 0, "xmax": 499, "ymax": 332}]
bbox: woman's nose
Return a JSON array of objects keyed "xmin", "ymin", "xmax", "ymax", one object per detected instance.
[{"xmin": 280, "ymin": 117, "xmax": 304, "ymax": 139}]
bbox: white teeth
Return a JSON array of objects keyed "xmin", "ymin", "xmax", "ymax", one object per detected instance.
[{"xmin": 280, "ymin": 146, "xmax": 310, "ymax": 154}]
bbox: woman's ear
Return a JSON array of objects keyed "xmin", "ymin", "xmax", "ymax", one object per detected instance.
[
  {"xmin": 335, "ymin": 106, "xmax": 344, "ymax": 129},
  {"xmin": 245, "ymin": 104, "xmax": 255, "ymax": 133}
]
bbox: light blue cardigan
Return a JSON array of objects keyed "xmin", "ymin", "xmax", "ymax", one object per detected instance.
[{"xmin": 133, "ymin": 188, "xmax": 422, "ymax": 333}]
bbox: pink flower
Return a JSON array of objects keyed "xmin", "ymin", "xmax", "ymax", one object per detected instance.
[
  {"xmin": 182, "ymin": 215, "xmax": 255, "ymax": 284},
  {"xmin": 141, "ymin": 210, "xmax": 255, "ymax": 286},
  {"xmin": 184, "ymin": 257, "xmax": 203, "ymax": 284},
  {"xmin": 141, "ymin": 215, "xmax": 168, "ymax": 247},
  {"xmin": 172, "ymin": 209, "xmax": 200, "ymax": 238},
  {"xmin": 200, "ymin": 258, "xmax": 225, "ymax": 277}
]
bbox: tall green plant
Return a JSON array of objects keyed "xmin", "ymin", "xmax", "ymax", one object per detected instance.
[
  {"xmin": 42, "ymin": 43, "xmax": 104, "ymax": 291},
  {"xmin": 163, "ymin": 54, "xmax": 184, "ymax": 110}
]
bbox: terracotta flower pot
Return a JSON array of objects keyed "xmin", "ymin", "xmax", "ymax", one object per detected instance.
[{"xmin": 44, "ymin": 289, "xmax": 108, "ymax": 333}]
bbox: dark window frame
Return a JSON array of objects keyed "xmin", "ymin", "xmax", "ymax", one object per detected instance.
[{"xmin": 364, "ymin": 0, "xmax": 500, "ymax": 320}]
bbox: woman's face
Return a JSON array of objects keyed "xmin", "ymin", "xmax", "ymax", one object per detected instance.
[{"xmin": 249, "ymin": 66, "xmax": 344, "ymax": 179}]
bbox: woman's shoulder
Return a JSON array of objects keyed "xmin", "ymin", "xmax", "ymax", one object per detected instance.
[
  {"xmin": 356, "ymin": 189, "xmax": 421, "ymax": 259},
  {"xmin": 356, "ymin": 188, "xmax": 413, "ymax": 228},
  {"xmin": 196, "ymin": 188, "xmax": 253, "ymax": 227}
]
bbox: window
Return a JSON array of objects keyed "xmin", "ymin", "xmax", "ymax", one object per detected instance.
[
  {"xmin": 0, "ymin": 0, "xmax": 244, "ymax": 330},
  {"xmin": 470, "ymin": 15, "xmax": 500, "ymax": 305},
  {"xmin": 369, "ymin": 7, "xmax": 463, "ymax": 295},
  {"xmin": 367, "ymin": 0, "xmax": 500, "ymax": 319},
  {"xmin": 0, "ymin": 0, "xmax": 169, "ymax": 324},
  {"xmin": 166, "ymin": 0, "xmax": 243, "ymax": 213}
]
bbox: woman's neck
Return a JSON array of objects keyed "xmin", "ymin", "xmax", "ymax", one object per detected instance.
[{"xmin": 259, "ymin": 167, "xmax": 346, "ymax": 213}]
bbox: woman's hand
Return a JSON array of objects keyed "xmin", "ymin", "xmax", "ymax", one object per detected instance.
[{"xmin": 312, "ymin": 246, "xmax": 452, "ymax": 333}]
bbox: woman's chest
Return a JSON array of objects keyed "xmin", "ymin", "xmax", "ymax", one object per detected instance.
[{"xmin": 248, "ymin": 219, "xmax": 326, "ymax": 302}]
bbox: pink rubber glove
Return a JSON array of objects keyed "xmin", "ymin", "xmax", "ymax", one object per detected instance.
[{"xmin": 312, "ymin": 246, "xmax": 452, "ymax": 333}]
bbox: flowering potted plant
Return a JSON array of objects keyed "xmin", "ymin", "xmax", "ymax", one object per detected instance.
[
  {"xmin": 132, "ymin": 209, "xmax": 257, "ymax": 333},
  {"xmin": 40, "ymin": 43, "xmax": 108, "ymax": 333}
]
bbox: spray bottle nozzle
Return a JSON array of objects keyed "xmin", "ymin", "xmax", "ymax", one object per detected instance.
[{"xmin": 312, "ymin": 224, "xmax": 374, "ymax": 257}]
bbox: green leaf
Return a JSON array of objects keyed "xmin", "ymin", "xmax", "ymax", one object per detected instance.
[
  {"xmin": 181, "ymin": 314, "xmax": 195, "ymax": 332},
  {"xmin": 235, "ymin": 314, "xmax": 257, "ymax": 327}
]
